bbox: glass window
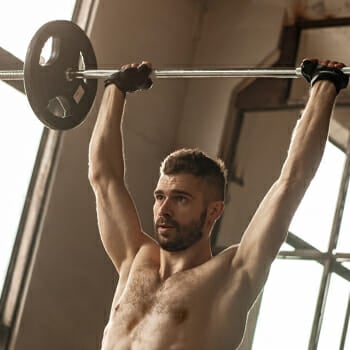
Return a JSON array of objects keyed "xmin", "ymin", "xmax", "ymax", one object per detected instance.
[
  {"xmin": 289, "ymin": 142, "xmax": 345, "ymax": 251},
  {"xmin": 0, "ymin": 1, "xmax": 76, "ymax": 298},
  {"xmin": 0, "ymin": 82, "xmax": 43, "ymax": 293},
  {"xmin": 317, "ymin": 273, "xmax": 350, "ymax": 349},
  {"xmin": 280, "ymin": 242, "xmax": 295, "ymax": 251},
  {"xmin": 336, "ymin": 183, "xmax": 350, "ymax": 252},
  {"xmin": 0, "ymin": 1, "xmax": 77, "ymax": 60},
  {"xmin": 252, "ymin": 139, "xmax": 350, "ymax": 349},
  {"xmin": 343, "ymin": 306, "xmax": 350, "ymax": 350},
  {"xmin": 252, "ymin": 260, "xmax": 323, "ymax": 350}
]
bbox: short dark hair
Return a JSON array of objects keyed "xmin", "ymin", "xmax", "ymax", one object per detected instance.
[{"xmin": 160, "ymin": 148, "xmax": 227, "ymax": 201}]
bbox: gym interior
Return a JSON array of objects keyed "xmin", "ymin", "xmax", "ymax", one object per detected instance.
[{"xmin": 1, "ymin": 0, "xmax": 350, "ymax": 349}]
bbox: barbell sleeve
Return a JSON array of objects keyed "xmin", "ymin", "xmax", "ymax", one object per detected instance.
[{"xmin": 0, "ymin": 70, "xmax": 24, "ymax": 80}]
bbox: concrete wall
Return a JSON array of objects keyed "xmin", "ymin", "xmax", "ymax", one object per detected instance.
[
  {"xmin": 89, "ymin": 0, "xmax": 206, "ymax": 234},
  {"xmin": 175, "ymin": 1, "xmax": 285, "ymax": 155},
  {"xmin": 217, "ymin": 109, "xmax": 299, "ymax": 247},
  {"xmin": 10, "ymin": 1, "xmax": 291, "ymax": 349}
]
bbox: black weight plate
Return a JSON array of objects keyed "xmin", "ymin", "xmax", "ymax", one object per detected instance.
[{"xmin": 24, "ymin": 20, "xmax": 97, "ymax": 130}]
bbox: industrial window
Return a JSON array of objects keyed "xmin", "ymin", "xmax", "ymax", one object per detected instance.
[
  {"xmin": 0, "ymin": 1, "xmax": 77, "ymax": 347},
  {"xmin": 252, "ymin": 139, "xmax": 350, "ymax": 349}
]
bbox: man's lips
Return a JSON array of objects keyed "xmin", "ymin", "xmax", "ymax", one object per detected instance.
[
  {"xmin": 156, "ymin": 217, "xmax": 178, "ymax": 234},
  {"xmin": 157, "ymin": 225, "xmax": 175, "ymax": 233},
  {"xmin": 158, "ymin": 225, "xmax": 174, "ymax": 229}
]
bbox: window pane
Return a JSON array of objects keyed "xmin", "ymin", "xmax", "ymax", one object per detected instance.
[
  {"xmin": 252, "ymin": 260, "xmax": 322, "ymax": 349},
  {"xmin": 280, "ymin": 242, "xmax": 295, "ymax": 251},
  {"xmin": 344, "ymin": 301, "xmax": 350, "ymax": 350},
  {"xmin": 318, "ymin": 274, "xmax": 350, "ymax": 349},
  {"xmin": 0, "ymin": 1, "xmax": 77, "ymax": 60},
  {"xmin": 289, "ymin": 142, "xmax": 345, "ymax": 251},
  {"xmin": 0, "ymin": 83, "xmax": 42, "ymax": 292},
  {"xmin": 342, "ymin": 262, "xmax": 350, "ymax": 269},
  {"xmin": 0, "ymin": 2, "xmax": 76, "ymax": 294},
  {"xmin": 337, "ymin": 183, "xmax": 350, "ymax": 251}
]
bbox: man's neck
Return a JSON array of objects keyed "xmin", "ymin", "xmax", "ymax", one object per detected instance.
[{"xmin": 158, "ymin": 238, "xmax": 212, "ymax": 280}]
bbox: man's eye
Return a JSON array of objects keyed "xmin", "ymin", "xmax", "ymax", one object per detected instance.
[
  {"xmin": 176, "ymin": 196, "xmax": 188, "ymax": 203},
  {"xmin": 155, "ymin": 195, "xmax": 164, "ymax": 201}
]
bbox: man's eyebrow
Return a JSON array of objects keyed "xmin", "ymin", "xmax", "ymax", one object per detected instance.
[
  {"xmin": 154, "ymin": 189, "xmax": 193, "ymax": 198},
  {"xmin": 171, "ymin": 190, "xmax": 193, "ymax": 198}
]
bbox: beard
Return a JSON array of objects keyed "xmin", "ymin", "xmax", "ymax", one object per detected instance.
[{"xmin": 154, "ymin": 209, "xmax": 207, "ymax": 252}]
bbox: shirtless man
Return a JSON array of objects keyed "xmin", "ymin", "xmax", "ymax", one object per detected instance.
[{"xmin": 88, "ymin": 59, "xmax": 348, "ymax": 350}]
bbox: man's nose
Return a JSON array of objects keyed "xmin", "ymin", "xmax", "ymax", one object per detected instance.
[{"xmin": 158, "ymin": 198, "xmax": 172, "ymax": 216}]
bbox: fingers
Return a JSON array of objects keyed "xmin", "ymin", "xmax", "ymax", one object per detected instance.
[
  {"xmin": 141, "ymin": 61, "xmax": 152, "ymax": 69},
  {"xmin": 318, "ymin": 60, "xmax": 345, "ymax": 68},
  {"xmin": 303, "ymin": 57, "xmax": 346, "ymax": 68},
  {"xmin": 121, "ymin": 61, "xmax": 152, "ymax": 71}
]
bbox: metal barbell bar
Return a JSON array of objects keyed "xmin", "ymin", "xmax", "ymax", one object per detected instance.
[
  {"xmin": 8, "ymin": 20, "xmax": 350, "ymax": 131},
  {"xmin": 0, "ymin": 67, "xmax": 299, "ymax": 81},
  {"xmin": 69, "ymin": 67, "xmax": 305, "ymax": 79},
  {"xmin": 0, "ymin": 67, "xmax": 303, "ymax": 81},
  {"xmin": 2, "ymin": 66, "xmax": 350, "ymax": 81}
]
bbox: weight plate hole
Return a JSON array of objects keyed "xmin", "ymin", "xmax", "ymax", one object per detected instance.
[
  {"xmin": 39, "ymin": 36, "xmax": 60, "ymax": 66},
  {"xmin": 47, "ymin": 96, "xmax": 72, "ymax": 118}
]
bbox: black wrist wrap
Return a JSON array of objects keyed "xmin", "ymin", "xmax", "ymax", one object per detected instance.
[{"xmin": 301, "ymin": 60, "xmax": 349, "ymax": 94}]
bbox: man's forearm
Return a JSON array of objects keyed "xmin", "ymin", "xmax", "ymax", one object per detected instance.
[
  {"xmin": 89, "ymin": 84, "xmax": 126, "ymax": 182},
  {"xmin": 280, "ymin": 81, "xmax": 337, "ymax": 186}
]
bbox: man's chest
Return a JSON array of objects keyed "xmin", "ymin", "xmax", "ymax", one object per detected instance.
[
  {"xmin": 115, "ymin": 267, "xmax": 212, "ymax": 323},
  {"xmin": 103, "ymin": 259, "xmax": 250, "ymax": 350},
  {"xmin": 102, "ymin": 268, "xmax": 218, "ymax": 349}
]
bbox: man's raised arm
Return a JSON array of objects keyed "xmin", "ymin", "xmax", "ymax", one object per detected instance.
[
  {"xmin": 88, "ymin": 63, "xmax": 153, "ymax": 274},
  {"xmin": 232, "ymin": 59, "xmax": 349, "ymax": 304}
]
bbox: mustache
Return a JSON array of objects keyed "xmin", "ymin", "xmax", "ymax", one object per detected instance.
[{"xmin": 155, "ymin": 216, "xmax": 179, "ymax": 228}]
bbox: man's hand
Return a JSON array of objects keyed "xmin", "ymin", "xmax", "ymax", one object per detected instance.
[
  {"xmin": 301, "ymin": 58, "xmax": 349, "ymax": 94},
  {"xmin": 104, "ymin": 61, "xmax": 153, "ymax": 94}
]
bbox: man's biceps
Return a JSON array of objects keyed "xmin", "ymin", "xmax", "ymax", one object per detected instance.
[
  {"xmin": 235, "ymin": 233, "xmax": 281, "ymax": 272},
  {"xmin": 101, "ymin": 228, "xmax": 144, "ymax": 264}
]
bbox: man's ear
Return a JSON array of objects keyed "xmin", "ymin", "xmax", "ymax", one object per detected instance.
[{"xmin": 207, "ymin": 201, "xmax": 224, "ymax": 223}]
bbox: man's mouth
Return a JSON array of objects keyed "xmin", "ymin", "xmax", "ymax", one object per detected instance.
[
  {"xmin": 157, "ymin": 225, "xmax": 175, "ymax": 233},
  {"xmin": 158, "ymin": 224, "xmax": 174, "ymax": 229}
]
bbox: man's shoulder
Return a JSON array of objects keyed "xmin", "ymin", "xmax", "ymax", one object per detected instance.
[
  {"xmin": 213, "ymin": 243, "xmax": 240, "ymax": 262},
  {"xmin": 133, "ymin": 238, "xmax": 160, "ymax": 264},
  {"xmin": 191, "ymin": 244, "xmax": 240, "ymax": 277}
]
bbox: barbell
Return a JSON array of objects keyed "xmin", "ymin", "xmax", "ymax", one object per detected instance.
[{"xmin": 3, "ymin": 20, "xmax": 350, "ymax": 130}]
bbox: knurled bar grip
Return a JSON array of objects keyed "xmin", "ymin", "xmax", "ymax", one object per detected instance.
[{"xmin": 2, "ymin": 67, "xmax": 350, "ymax": 81}]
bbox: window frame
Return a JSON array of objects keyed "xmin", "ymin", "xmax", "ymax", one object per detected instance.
[
  {"xmin": 250, "ymin": 137, "xmax": 350, "ymax": 348},
  {"xmin": 0, "ymin": 1, "xmax": 95, "ymax": 347}
]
